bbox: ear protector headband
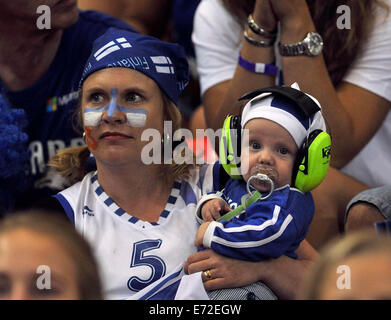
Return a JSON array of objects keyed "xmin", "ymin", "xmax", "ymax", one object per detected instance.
[{"xmin": 219, "ymin": 85, "xmax": 331, "ymax": 193}]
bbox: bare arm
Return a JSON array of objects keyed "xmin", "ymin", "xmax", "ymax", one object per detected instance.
[
  {"xmin": 200, "ymin": 0, "xmax": 391, "ymax": 165},
  {"xmin": 267, "ymin": 0, "xmax": 391, "ymax": 167},
  {"xmin": 202, "ymin": 0, "xmax": 277, "ymax": 130},
  {"xmin": 184, "ymin": 239, "xmax": 317, "ymax": 300}
]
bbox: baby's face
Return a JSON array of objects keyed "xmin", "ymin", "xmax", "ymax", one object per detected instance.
[{"xmin": 241, "ymin": 118, "xmax": 298, "ymax": 192}]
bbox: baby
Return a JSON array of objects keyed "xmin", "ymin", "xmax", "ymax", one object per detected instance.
[{"xmin": 195, "ymin": 84, "xmax": 329, "ymax": 261}]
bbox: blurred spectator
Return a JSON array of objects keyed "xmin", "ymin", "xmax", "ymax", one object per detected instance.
[
  {"xmin": 299, "ymin": 231, "xmax": 391, "ymax": 299},
  {"xmin": 0, "ymin": 0, "xmax": 136, "ymax": 215},
  {"xmin": 0, "ymin": 210, "xmax": 102, "ymax": 300}
]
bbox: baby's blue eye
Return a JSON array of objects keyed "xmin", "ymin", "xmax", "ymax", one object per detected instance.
[
  {"xmin": 251, "ymin": 142, "xmax": 261, "ymax": 149},
  {"xmin": 279, "ymin": 147, "xmax": 289, "ymax": 155}
]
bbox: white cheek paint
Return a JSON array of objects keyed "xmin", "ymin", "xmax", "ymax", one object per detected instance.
[
  {"xmin": 125, "ymin": 109, "xmax": 148, "ymax": 127},
  {"xmin": 84, "ymin": 111, "xmax": 104, "ymax": 127}
]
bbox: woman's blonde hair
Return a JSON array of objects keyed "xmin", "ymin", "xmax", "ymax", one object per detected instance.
[
  {"xmin": 0, "ymin": 210, "xmax": 103, "ymax": 300},
  {"xmin": 50, "ymin": 87, "xmax": 196, "ymax": 184},
  {"xmin": 299, "ymin": 231, "xmax": 391, "ymax": 299}
]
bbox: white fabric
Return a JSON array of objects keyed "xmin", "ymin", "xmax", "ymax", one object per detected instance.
[
  {"xmin": 193, "ymin": 0, "xmax": 391, "ymax": 187},
  {"xmin": 58, "ymin": 164, "xmax": 217, "ymax": 299},
  {"xmin": 174, "ymin": 271, "xmax": 209, "ymax": 300},
  {"xmin": 340, "ymin": 2, "xmax": 391, "ymax": 187}
]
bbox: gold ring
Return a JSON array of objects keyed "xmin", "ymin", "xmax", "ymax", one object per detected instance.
[{"xmin": 203, "ymin": 269, "xmax": 212, "ymax": 280}]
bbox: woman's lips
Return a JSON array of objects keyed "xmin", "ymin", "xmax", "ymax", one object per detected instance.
[{"xmin": 99, "ymin": 132, "xmax": 132, "ymax": 140}]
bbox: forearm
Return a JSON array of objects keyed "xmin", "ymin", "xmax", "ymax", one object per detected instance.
[
  {"xmin": 206, "ymin": 5, "xmax": 277, "ymax": 130},
  {"xmin": 278, "ymin": 11, "xmax": 356, "ymax": 166},
  {"xmin": 257, "ymin": 255, "xmax": 314, "ymax": 299}
]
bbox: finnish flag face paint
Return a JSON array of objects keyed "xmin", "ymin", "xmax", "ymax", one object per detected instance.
[{"xmin": 83, "ymin": 88, "xmax": 148, "ymax": 127}]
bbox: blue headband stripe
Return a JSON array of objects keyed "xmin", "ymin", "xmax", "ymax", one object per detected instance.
[
  {"xmin": 79, "ymin": 28, "xmax": 189, "ymax": 105},
  {"xmin": 270, "ymin": 96, "xmax": 310, "ymax": 130}
]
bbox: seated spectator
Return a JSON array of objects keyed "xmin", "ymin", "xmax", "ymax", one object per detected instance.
[
  {"xmin": 0, "ymin": 210, "xmax": 102, "ymax": 300},
  {"xmin": 192, "ymin": 0, "xmax": 390, "ymax": 247},
  {"xmin": 299, "ymin": 231, "xmax": 391, "ymax": 299},
  {"xmin": 0, "ymin": 0, "xmax": 137, "ymax": 215},
  {"xmin": 49, "ymin": 28, "xmax": 317, "ymax": 300}
]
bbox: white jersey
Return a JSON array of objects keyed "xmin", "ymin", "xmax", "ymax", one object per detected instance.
[{"xmin": 55, "ymin": 165, "xmax": 219, "ymax": 299}]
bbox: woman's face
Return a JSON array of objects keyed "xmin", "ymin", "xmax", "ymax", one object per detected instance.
[
  {"xmin": 318, "ymin": 252, "xmax": 391, "ymax": 300},
  {"xmin": 81, "ymin": 67, "xmax": 165, "ymax": 167},
  {"xmin": 0, "ymin": 229, "xmax": 79, "ymax": 300}
]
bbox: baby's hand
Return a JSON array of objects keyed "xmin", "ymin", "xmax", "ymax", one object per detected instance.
[{"xmin": 201, "ymin": 198, "xmax": 231, "ymax": 221}]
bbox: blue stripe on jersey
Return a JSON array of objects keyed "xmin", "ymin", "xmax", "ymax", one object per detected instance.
[
  {"xmin": 93, "ymin": 177, "xmax": 181, "ymax": 224},
  {"xmin": 167, "ymin": 195, "xmax": 176, "ymax": 204},
  {"xmin": 104, "ymin": 197, "xmax": 114, "ymax": 206},
  {"xmin": 115, "ymin": 207, "xmax": 126, "ymax": 216},
  {"xmin": 161, "ymin": 210, "xmax": 170, "ymax": 218},
  {"xmin": 128, "ymin": 216, "xmax": 139, "ymax": 224},
  {"xmin": 53, "ymin": 194, "xmax": 75, "ymax": 224},
  {"xmin": 179, "ymin": 181, "xmax": 197, "ymax": 205},
  {"xmin": 91, "ymin": 174, "xmax": 98, "ymax": 184},
  {"xmin": 138, "ymin": 267, "xmax": 184, "ymax": 300},
  {"xmin": 196, "ymin": 164, "xmax": 209, "ymax": 191},
  {"xmin": 95, "ymin": 186, "xmax": 104, "ymax": 196}
]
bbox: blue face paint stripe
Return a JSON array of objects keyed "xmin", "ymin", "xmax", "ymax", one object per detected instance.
[
  {"xmin": 84, "ymin": 106, "xmax": 109, "ymax": 113},
  {"xmin": 108, "ymin": 88, "xmax": 118, "ymax": 117}
]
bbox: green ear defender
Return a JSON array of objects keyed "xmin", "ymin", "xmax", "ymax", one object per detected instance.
[
  {"xmin": 219, "ymin": 85, "xmax": 332, "ymax": 193},
  {"xmin": 219, "ymin": 115, "xmax": 242, "ymax": 179}
]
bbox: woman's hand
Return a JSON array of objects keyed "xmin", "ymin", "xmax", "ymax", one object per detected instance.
[
  {"xmin": 185, "ymin": 240, "xmax": 318, "ymax": 299},
  {"xmin": 266, "ymin": 0, "xmax": 315, "ymax": 40},
  {"xmin": 252, "ymin": 0, "xmax": 278, "ymax": 34},
  {"xmin": 184, "ymin": 249, "xmax": 263, "ymax": 291}
]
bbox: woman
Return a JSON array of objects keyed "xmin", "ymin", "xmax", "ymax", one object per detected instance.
[
  {"xmin": 49, "ymin": 28, "xmax": 316, "ymax": 299},
  {"xmin": 299, "ymin": 231, "xmax": 391, "ymax": 299},
  {"xmin": 0, "ymin": 210, "xmax": 102, "ymax": 300},
  {"xmin": 192, "ymin": 0, "xmax": 391, "ymax": 245}
]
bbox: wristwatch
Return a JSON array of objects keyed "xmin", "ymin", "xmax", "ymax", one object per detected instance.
[{"xmin": 279, "ymin": 31, "xmax": 323, "ymax": 56}]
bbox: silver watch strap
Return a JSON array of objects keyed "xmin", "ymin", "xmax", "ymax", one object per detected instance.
[{"xmin": 279, "ymin": 42, "xmax": 307, "ymax": 56}]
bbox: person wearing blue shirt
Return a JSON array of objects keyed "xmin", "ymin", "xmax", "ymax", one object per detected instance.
[
  {"xmin": 0, "ymin": 1, "xmax": 137, "ymax": 214},
  {"xmin": 195, "ymin": 84, "xmax": 327, "ymax": 262}
]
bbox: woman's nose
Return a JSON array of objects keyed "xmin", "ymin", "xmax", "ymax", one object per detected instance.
[{"xmin": 101, "ymin": 107, "xmax": 126, "ymax": 124}]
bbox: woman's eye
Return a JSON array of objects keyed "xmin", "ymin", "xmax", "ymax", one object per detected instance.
[
  {"xmin": 90, "ymin": 93, "xmax": 104, "ymax": 103},
  {"xmin": 126, "ymin": 93, "xmax": 143, "ymax": 103}
]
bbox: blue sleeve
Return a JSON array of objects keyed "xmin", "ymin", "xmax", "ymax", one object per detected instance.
[
  {"xmin": 53, "ymin": 194, "xmax": 75, "ymax": 225},
  {"xmin": 207, "ymin": 202, "xmax": 299, "ymax": 261}
]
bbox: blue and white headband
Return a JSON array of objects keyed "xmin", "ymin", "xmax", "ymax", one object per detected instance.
[
  {"xmin": 241, "ymin": 83, "xmax": 327, "ymax": 147},
  {"xmin": 79, "ymin": 28, "xmax": 189, "ymax": 105}
]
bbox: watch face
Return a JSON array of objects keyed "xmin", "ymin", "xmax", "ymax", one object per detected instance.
[{"xmin": 305, "ymin": 32, "xmax": 323, "ymax": 56}]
